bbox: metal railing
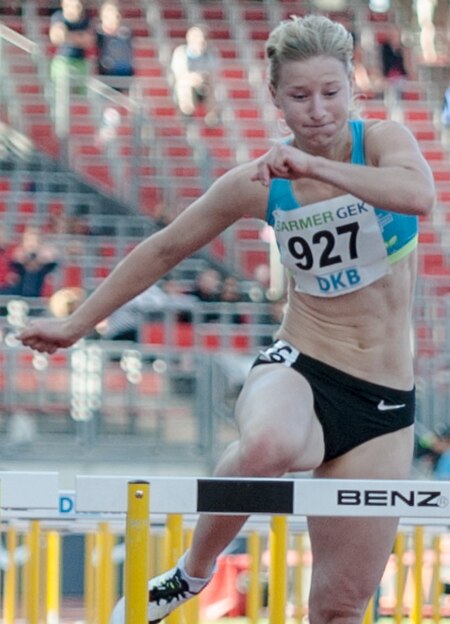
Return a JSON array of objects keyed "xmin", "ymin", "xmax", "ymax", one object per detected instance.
[{"xmin": 0, "ymin": 295, "xmax": 278, "ymax": 468}]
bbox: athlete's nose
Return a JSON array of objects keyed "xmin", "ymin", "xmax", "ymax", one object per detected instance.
[{"xmin": 309, "ymin": 94, "xmax": 326, "ymax": 120}]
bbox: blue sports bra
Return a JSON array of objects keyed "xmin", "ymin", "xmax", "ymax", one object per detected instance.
[{"xmin": 265, "ymin": 119, "xmax": 418, "ymax": 297}]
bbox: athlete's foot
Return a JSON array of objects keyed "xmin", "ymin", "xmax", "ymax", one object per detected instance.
[{"xmin": 110, "ymin": 561, "xmax": 212, "ymax": 624}]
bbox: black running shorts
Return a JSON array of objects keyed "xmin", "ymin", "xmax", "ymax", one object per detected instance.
[{"xmin": 252, "ymin": 340, "xmax": 415, "ymax": 462}]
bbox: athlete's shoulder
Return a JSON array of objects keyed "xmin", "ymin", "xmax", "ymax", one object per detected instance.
[
  {"xmin": 363, "ymin": 118, "xmax": 420, "ymax": 165},
  {"xmin": 364, "ymin": 118, "xmax": 416, "ymax": 142}
]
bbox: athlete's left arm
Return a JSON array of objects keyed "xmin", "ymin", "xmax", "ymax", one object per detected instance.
[{"xmin": 311, "ymin": 120, "xmax": 435, "ymax": 216}]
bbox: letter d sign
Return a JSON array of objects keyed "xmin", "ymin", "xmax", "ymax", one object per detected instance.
[{"xmin": 59, "ymin": 492, "xmax": 75, "ymax": 515}]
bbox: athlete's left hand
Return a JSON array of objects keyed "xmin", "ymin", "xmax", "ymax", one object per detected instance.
[{"xmin": 251, "ymin": 144, "xmax": 312, "ymax": 186}]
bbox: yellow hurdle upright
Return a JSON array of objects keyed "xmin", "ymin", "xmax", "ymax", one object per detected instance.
[
  {"xmin": 125, "ymin": 481, "xmax": 150, "ymax": 624},
  {"xmin": 85, "ymin": 532, "xmax": 96, "ymax": 624},
  {"xmin": 269, "ymin": 516, "xmax": 288, "ymax": 624},
  {"xmin": 247, "ymin": 531, "xmax": 262, "ymax": 624},
  {"xmin": 394, "ymin": 531, "xmax": 406, "ymax": 624},
  {"xmin": 27, "ymin": 520, "xmax": 41, "ymax": 624},
  {"xmin": 96, "ymin": 522, "xmax": 114, "ymax": 624},
  {"xmin": 431, "ymin": 534, "xmax": 442, "ymax": 624},
  {"xmin": 166, "ymin": 514, "xmax": 184, "ymax": 624},
  {"xmin": 412, "ymin": 526, "xmax": 424, "ymax": 624},
  {"xmin": 3, "ymin": 526, "xmax": 18, "ymax": 624},
  {"xmin": 46, "ymin": 531, "xmax": 61, "ymax": 624},
  {"xmin": 183, "ymin": 527, "xmax": 200, "ymax": 624}
]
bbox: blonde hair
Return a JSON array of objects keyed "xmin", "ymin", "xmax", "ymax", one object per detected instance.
[{"xmin": 266, "ymin": 14, "xmax": 354, "ymax": 90}]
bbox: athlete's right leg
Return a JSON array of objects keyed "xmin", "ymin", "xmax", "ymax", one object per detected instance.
[
  {"xmin": 185, "ymin": 363, "xmax": 325, "ymax": 578},
  {"xmin": 110, "ymin": 363, "xmax": 325, "ymax": 623}
]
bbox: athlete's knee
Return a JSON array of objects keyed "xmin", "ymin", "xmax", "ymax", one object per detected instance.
[
  {"xmin": 238, "ymin": 426, "xmax": 302, "ymax": 475},
  {"xmin": 308, "ymin": 602, "xmax": 366, "ymax": 624},
  {"xmin": 308, "ymin": 575, "xmax": 370, "ymax": 624}
]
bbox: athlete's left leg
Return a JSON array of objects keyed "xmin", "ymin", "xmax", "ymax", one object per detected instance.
[{"xmin": 307, "ymin": 425, "xmax": 415, "ymax": 624}]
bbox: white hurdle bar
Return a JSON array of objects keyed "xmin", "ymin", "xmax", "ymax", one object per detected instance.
[
  {"xmin": 0, "ymin": 471, "xmax": 59, "ymax": 510},
  {"xmin": 76, "ymin": 476, "xmax": 450, "ymax": 518}
]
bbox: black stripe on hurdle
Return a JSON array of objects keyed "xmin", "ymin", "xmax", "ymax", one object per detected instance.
[{"xmin": 197, "ymin": 479, "xmax": 294, "ymax": 514}]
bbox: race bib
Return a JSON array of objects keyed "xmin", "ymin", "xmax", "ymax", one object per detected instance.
[{"xmin": 273, "ymin": 193, "xmax": 389, "ymax": 297}]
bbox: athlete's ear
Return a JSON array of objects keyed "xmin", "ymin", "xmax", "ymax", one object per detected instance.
[{"xmin": 269, "ymin": 84, "xmax": 280, "ymax": 109}]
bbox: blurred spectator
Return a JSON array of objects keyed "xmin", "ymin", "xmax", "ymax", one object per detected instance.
[
  {"xmin": 0, "ymin": 225, "xmax": 19, "ymax": 293},
  {"xmin": 49, "ymin": 0, "xmax": 93, "ymax": 94},
  {"xmin": 190, "ymin": 268, "xmax": 222, "ymax": 302},
  {"xmin": 98, "ymin": 283, "xmax": 169, "ymax": 342},
  {"xmin": 96, "ymin": 106, "xmax": 121, "ymax": 147},
  {"xmin": 161, "ymin": 278, "xmax": 197, "ymax": 323},
  {"xmin": 49, "ymin": 286, "xmax": 102, "ymax": 339},
  {"xmin": 97, "ymin": 281, "xmax": 196, "ymax": 342},
  {"xmin": 96, "ymin": 1, "xmax": 134, "ymax": 90},
  {"xmin": 353, "ymin": 37, "xmax": 384, "ymax": 98},
  {"xmin": 7, "ymin": 226, "xmax": 59, "ymax": 297},
  {"xmin": 170, "ymin": 24, "xmax": 220, "ymax": 125},
  {"xmin": 189, "ymin": 267, "xmax": 222, "ymax": 322},
  {"xmin": 415, "ymin": 424, "xmax": 450, "ymax": 478},
  {"xmin": 6, "ymin": 410, "xmax": 37, "ymax": 449},
  {"xmin": 433, "ymin": 428, "xmax": 450, "ymax": 479},
  {"xmin": 220, "ymin": 275, "xmax": 246, "ymax": 324},
  {"xmin": 441, "ymin": 86, "xmax": 450, "ymax": 126},
  {"xmin": 415, "ymin": 0, "xmax": 437, "ymax": 63},
  {"xmin": 221, "ymin": 276, "xmax": 244, "ymax": 303},
  {"xmin": 379, "ymin": 25, "xmax": 412, "ymax": 83},
  {"xmin": 48, "ymin": 286, "xmax": 86, "ymax": 317}
]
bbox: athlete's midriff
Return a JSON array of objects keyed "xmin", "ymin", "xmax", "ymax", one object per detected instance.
[{"xmin": 276, "ymin": 251, "xmax": 417, "ymax": 390}]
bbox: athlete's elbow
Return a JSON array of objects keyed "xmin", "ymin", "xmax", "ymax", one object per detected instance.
[
  {"xmin": 405, "ymin": 181, "xmax": 435, "ymax": 216},
  {"xmin": 413, "ymin": 189, "xmax": 435, "ymax": 217}
]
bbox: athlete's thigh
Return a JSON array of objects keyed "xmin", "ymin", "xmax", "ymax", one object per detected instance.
[
  {"xmin": 234, "ymin": 363, "xmax": 325, "ymax": 467},
  {"xmin": 307, "ymin": 426, "xmax": 415, "ymax": 614}
]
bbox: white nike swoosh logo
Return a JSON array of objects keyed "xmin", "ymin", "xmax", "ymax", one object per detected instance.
[{"xmin": 377, "ymin": 400, "xmax": 406, "ymax": 411}]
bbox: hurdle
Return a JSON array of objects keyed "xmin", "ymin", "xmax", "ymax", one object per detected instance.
[
  {"xmin": 75, "ymin": 476, "xmax": 450, "ymax": 518},
  {"xmin": 0, "ymin": 471, "xmax": 60, "ymax": 624},
  {"xmin": 75, "ymin": 475, "xmax": 450, "ymax": 624}
]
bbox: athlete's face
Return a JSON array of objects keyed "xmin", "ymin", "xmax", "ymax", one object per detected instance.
[{"xmin": 271, "ymin": 55, "xmax": 352, "ymax": 152}]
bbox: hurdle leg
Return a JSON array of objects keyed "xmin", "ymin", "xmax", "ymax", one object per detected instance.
[
  {"xmin": 183, "ymin": 527, "xmax": 200, "ymax": 624},
  {"xmin": 125, "ymin": 481, "xmax": 150, "ymax": 624},
  {"xmin": 247, "ymin": 531, "xmax": 262, "ymax": 624},
  {"xmin": 292, "ymin": 533, "xmax": 305, "ymax": 623},
  {"xmin": 166, "ymin": 514, "xmax": 184, "ymax": 624},
  {"xmin": 3, "ymin": 525, "xmax": 18, "ymax": 624},
  {"xmin": 46, "ymin": 531, "xmax": 61, "ymax": 624},
  {"xmin": 269, "ymin": 516, "xmax": 288, "ymax": 624},
  {"xmin": 85, "ymin": 532, "xmax": 96, "ymax": 624},
  {"xmin": 412, "ymin": 526, "xmax": 424, "ymax": 624},
  {"xmin": 27, "ymin": 520, "xmax": 41, "ymax": 624},
  {"xmin": 362, "ymin": 595, "xmax": 375, "ymax": 624},
  {"xmin": 96, "ymin": 522, "xmax": 114, "ymax": 624},
  {"xmin": 394, "ymin": 531, "xmax": 406, "ymax": 624},
  {"xmin": 431, "ymin": 534, "xmax": 442, "ymax": 624}
]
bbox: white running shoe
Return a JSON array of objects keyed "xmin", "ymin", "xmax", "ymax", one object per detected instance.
[
  {"xmin": 147, "ymin": 567, "xmax": 200, "ymax": 623},
  {"xmin": 109, "ymin": 566, "xmax": 203, "ymax": 624}
]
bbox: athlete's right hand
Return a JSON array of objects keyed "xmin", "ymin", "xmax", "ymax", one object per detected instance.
[{"xmin": 17, "ymin": 318, "xmax": 82, "ymax": 354}]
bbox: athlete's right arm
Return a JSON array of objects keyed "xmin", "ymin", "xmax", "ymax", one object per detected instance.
[{"xmin": 18, "ymin": 163, "xmax": 268, "ymax": 353}]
